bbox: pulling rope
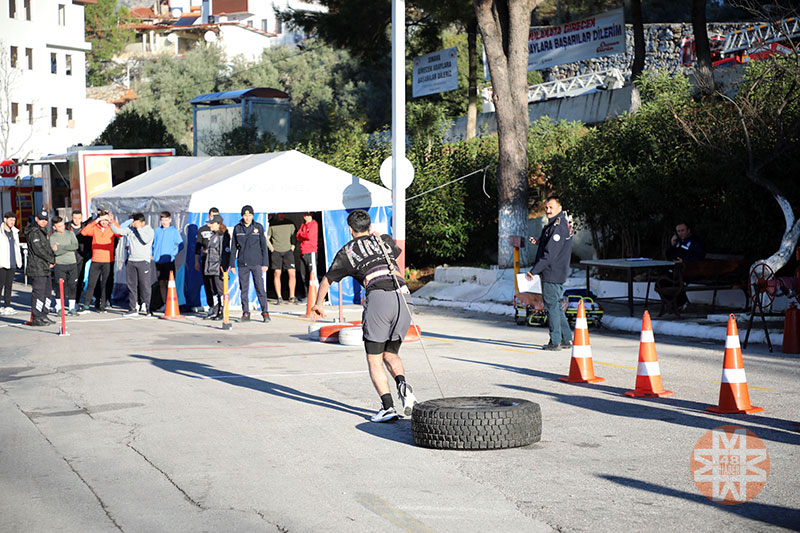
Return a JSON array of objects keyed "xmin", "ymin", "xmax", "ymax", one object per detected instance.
[
  {"xmin": 371, "ymin": 235, "xmax": 445, "ymax": 398},
  {"xmin": 406, "ymin": 165, "xmax": 492, "ymax": 202}
]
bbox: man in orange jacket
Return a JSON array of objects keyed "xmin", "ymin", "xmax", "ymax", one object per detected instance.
[{"xmin": 79, "ymin": 205, "xmax": 117, "ymax": 313}]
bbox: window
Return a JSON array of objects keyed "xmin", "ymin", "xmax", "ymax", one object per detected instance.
[
  {"xmin": 65, "ymin": 54, "xmax": 72, "ymax": 75},
  {"xmin": 24, "ymin": 0, "xmax": 30, "ymax": 20},
  {"xmin": 276, "ymin": 17, "xmax": 283, "ymax": 34},
  {"xmin": 58, "ymin": 4, "xmax": 65, "ymax": 26},
  {"xmin": 11, "ymin": 103, "xmax": 18, "ymax": 124},
  {"xmin": 9, "ymin": 0, "xmax": 16, "ymax": 18},
  {"xmin": 51, "ymin": 52, "xmax": 57, "ymax": 74},
  {"xmin": 247, "ymin": 20, "xmax": 253, "ymax": 27},
  {"xmin": 66, "ymin": 108, "xmax": 73, "ymax": 127},
  {"xmin": 25, "ymin": 48, "xmax": 32, "ymax": 70},
  {"xmin": 10, "ymin": 46, "xmax": 17, "ymax": 68},
  {"xmin": 51, "ymin": 107, "xmax": 57, "ymax": 127},
  {"xmin": 261, "ymin": 19, "xmax": 268, "ymax": 31},
  {"xmin": 26, "ymin": 104, "xmax": 33, "ymax": 125}
]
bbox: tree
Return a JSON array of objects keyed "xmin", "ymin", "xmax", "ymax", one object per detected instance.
[
  {"xmin": 85, "ymin": 0, "xmax": 134, "ymax": 86},
  {"xmin": 678, "ymin": 52, "xmax": 800, "ymax": 278},
  {"xmin": 94, "ymin": 108, "xmax": 189, "ymax": 155},
  {"xmin": 691, "ymin": 0, "xmax": 715, "ymax": 95},
  {"xmin": 473, "ymin": 0, "xmax": 546, "ymax": 267}
]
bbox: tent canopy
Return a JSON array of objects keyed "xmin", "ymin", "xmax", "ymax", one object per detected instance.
[{"xmin": 93, "ymin": 150, "xmax": 392, "ymax": 214}]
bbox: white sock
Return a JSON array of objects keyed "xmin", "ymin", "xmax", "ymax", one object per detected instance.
[{"xmin": 69, "ymin": 299, "xmax": 75, "ymax": 310}]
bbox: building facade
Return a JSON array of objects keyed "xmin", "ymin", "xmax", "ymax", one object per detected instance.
[{"xmin": 1, "ymin": 0, "xmax": 115, "ymax": 162}]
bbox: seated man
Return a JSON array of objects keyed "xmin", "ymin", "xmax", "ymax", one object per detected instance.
[
  {"xmin": 665, "ymin": 222, "xmax": 705, "ymax": 263},
  {"xmin": 657, "ymin": 221, "xmax": 706, "ymax": 313}
]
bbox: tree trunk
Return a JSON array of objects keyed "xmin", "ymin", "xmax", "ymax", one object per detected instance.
[
  {"xmin": 466, "ymin": 17, "xmax": 479, "ymax": 140},
  {"xmin": 692, "ymin": 0, "xmax": 715, "ymax": 95},
  {"xmin": 474, "ymin": 0, "xmax": 542, "ymax": 267},
  {"xmin": 630, "ymin": 0, "xmax": 645, "ymax": 82},
  {"xmin": 749, "ymin": 172, "xmax": 800, "ymax": 280}
]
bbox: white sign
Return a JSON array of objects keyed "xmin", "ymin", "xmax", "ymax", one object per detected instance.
[
  {"xmin": 379, "ymin": 156, "xmax": 414, "ymax": 190},
  {"xmin": 412, "ymin": 47, "xmax": 458, "ymax": 98},
  {"xmin": 527, "ymin": 8, "xmax": 625, "ymax": 71}
]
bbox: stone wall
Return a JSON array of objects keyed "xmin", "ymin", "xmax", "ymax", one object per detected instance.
[{"xmin": 544, "ymin": 22, "xmax": 757, "ymax": 81}]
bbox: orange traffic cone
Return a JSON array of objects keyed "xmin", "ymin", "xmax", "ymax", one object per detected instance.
[
  {"xmin": 624, "ymin": 310, "xmax": 672, "ymax": 397},
  {"xmin": 303, "ymin": 276, "xmax": 318, "ymax": 319},
  {"xmin": 707, "ymin": 314, "xmax": 763, "ymax": 414},
  {"xmin": 559, "ymin": 300, "xmax": 605, "ymax": 384},
  {"xmin": 160, "ymin": 271, "xmax": 183, "ymax": 319}
]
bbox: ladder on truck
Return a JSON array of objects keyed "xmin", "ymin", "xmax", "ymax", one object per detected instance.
[{"xmin": 722, "ymin": 17, "xmax": 800, "ymax": 54}]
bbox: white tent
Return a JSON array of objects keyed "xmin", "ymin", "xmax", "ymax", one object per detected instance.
[{"xmin": 93, "ymin": 150, "xmax": 393, "ymax": 308}]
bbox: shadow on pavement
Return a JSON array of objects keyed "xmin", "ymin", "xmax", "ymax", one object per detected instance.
[
  {"xmin": 422, "ymin": 331, "xmax": 545, "ymax": 350},
  {"xmin": 599, "ymin": 474, "xmax": 800, "ymax": 529},
  {"xmin": 450, "ymin": 357, "xmax": 800, "ymax": 446},
  {"xmin": 355, "ymin": 418, "xmax": 416, "ymax": 446},
  {"xmin": 129, "ymin": 354, "xmax": 373, "ymax": 419}
]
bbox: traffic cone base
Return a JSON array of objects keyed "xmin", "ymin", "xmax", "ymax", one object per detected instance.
[
  {"xmin": 160, "ymin": 271, "xmax": 183, "ymax": 319},
  {"xmin": 624, "ymin": 312, "xmax": 673, "ymax": 397},
  {"xmin": 706, "ymin": 314, "xmax": 763, "ymax": 415},
  {"xmin": 559, "ymin": 307, "xmax": 604, "ymax": 384}
]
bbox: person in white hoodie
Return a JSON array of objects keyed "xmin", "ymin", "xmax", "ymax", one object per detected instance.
[{"xmin": 0, "ymin": 211, "xmax": 22, "ymax": 315}]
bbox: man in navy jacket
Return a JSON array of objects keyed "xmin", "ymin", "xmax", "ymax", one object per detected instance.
[
  {"xmin": 527, "ymin": 196, "xmax": 573, "ymax": 350},
  {"xmin": 231, "ymin": 205, "xmax": 270, "ymax": 322}
]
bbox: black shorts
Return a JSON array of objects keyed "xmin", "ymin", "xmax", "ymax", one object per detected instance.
[
  {"xmin": 365, "ymin": 339, "xmax": 403, "ymax": 355},
  {"xmin": 271, "ymin": 250, "xmax": 295, "ymax": 270},
  {"xmin": 156, "ymin": 261, "xmax": 175, "ymax": 281}
]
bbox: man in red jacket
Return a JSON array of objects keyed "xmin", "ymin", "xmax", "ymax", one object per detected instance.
[
  {"xmin": 79, "ymin": 206, "xmax": 117, "ymax": 313},
  {"xmin": 295, "ymin": 212, "xmax": 318, "ymax": 302}
]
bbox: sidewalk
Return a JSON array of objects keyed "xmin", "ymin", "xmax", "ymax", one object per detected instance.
[{"xmin": 410, "ymin": 266, "xmax": 785, "ymax": 347}]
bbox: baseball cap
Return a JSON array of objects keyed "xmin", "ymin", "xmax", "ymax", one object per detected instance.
[
  {"xmin": 36, "ymin": 209, "xmax": 49, "ymax": 220},
  {"xmin": 210, "ymin": 214, "xmax": 223, "ymax": 224},
  {"xmin": 241, "ymin": 205, "xmax": 254, "ymax": 216}
]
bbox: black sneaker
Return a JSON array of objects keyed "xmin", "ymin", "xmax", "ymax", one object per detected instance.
[
  {"xmin": 30, "ymin": 318, "xmax": 48, "ymax": 327},
  {"xmin": 276, "ymin": 298, "xmax": 283, "ymax": 305},
  {"xmin": 541, "ymin": 343, "xmax": 561, "ymax": 351},
  {"xmin": 42, "ymin": 316, "xmax": 55, "ymax": 325},
  {"xmin": 561, "ymin": 340, "xmax": 573, "ymax": 348},
  {"xmin": 262, "ymin": 312, "xmax": 271, "ymax": 323},
  {"xmin": 288, "ymin": 297, "xmax": 297, "ymax": 304},
  {"xmin": 240, "ymin": 313, "xmax": 250, "ymax": 322},
  {"xmin": 124, "ymin": 309, "xmax": 138, "ymax": 317}
]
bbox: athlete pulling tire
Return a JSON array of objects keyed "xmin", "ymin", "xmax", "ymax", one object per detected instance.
[{"xmin": 412, "ymin": 397, "xmax": 542, "ymax": 450}]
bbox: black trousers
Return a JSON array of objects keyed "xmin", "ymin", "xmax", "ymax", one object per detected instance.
[
  {"xmin": 53, "ymin": 263, "xmax": 78, "ymax": 302},
  {"xmin": 204, "ymin": 273, "xmax": 223, "ymax": 311},
  {"xmin": 298, "ymin": 253, "xmax": 317, "ymax": 299},
  {"xmin": 74, "ymin": 256, "xmax": 87, "ymax": 304},
  {"xmin": 0, "ymin": 267, "xmax": 14, "ymax": 307},
  {"xmin": 30, "ymin": 275, "xmax": 51, "ymax": 319},
  {"xmin": 127, "ymin": 260, "xmax": 153, "ymax": 312},
  {"xmin": 238, "ymin": 265, "xmax": 268, "ymax": 314},
  {"xmin": 200, "ymin": 257, "xmax": 215, "ymax": 306},
  {"xmin": 84, "ymin": 261, "xmax": 112, "ymax": 309}
]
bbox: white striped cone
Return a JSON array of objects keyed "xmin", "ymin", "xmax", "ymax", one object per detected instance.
[
  {"xmin": 624, "ymin": 310, "xmax": 672, "ymax": 397},
  {"xmin": 559, "ymin": 300, "xmax": 604, "ymax": 384},
  {"xmin": 706, "ymin": 314, "xmax": 763, "ymax": 414}
]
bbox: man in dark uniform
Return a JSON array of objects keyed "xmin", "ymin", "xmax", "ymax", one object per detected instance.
[
  {"xmin": 24, "ymin": 210, "xmax": 56, "ymax": 327},
  {"xmin": 194, "ymin": 207, "xmax": 219, "ymax": 316},
  {"xmin": 527, "ymin": 196, "xmax": 573, "ymax": 350},
  {"xmin": 231, "ymin": 205, "xmax": 270, "ymax": 323},
  {"xmin": 311, "ymin": 210, "xmax": 417, "ymax": 423},
  {"xmin": 665, "ymin": 222, "xmax": 705, "ymax": 263}
]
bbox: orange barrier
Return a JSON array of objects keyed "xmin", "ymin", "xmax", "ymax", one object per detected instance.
[
  {"xmin": 706, "ymin": 314, "xmax": 764, "ymax": 414},
  {"xmin": 404, "ymin": 324, "xmax": 422, "ymax": 342},
  {"xmin": 160, "ymin": 271, "xmax": 183, "ymax": 319},
  {"xmin": 318, "ymin": 321, "xmax": 361, "ymax": 343},
  {"xmin": 303, "ymin": 278, "xmax": 318, "ymax": 318},
  {"xmin": 559, "ymin": 300, "xmax": 605, "ymax": 384},
  {"xmin": 624, "ymin": 310, "xmax": 671, "ymax": 397}
]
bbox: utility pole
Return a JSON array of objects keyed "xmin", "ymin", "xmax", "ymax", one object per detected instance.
[{"xmin": 391, "ymin": 0, "xmax": 409, "ymax": 275}]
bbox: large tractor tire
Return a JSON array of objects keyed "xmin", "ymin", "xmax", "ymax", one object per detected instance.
[{"xmin": 411, "ymin": 397, "xmax": 541, "ymax": 450}]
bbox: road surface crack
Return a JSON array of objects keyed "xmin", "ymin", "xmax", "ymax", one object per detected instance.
[{"xmin": 127, "ymin": 444, "xmax": 203, "ymax": 509}]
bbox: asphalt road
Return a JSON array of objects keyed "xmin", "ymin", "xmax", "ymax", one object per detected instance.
[{"xmin": 1, "ymin": 291, "xmax": 798, "ymax": 532}]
